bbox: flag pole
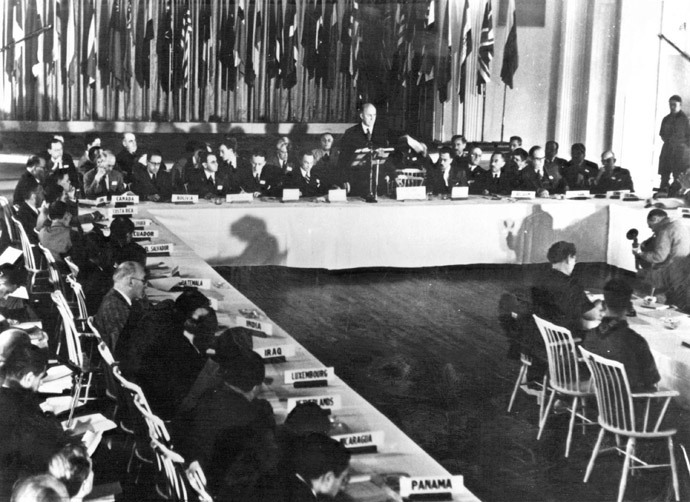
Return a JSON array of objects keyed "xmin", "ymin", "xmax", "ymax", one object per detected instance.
[
  {"xmin": 500, "ymin": 83, "xmax": 507, "ymax": 142},
  {"xmin": 481, "ymin": 84, "xmax": 487, "ymax": 142}
]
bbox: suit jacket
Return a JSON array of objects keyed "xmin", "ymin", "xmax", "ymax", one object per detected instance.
[
  {"xmin": 94, "ymin": 288, "xmax": 133, "ymax": 352},
  {"xmin": 591, "ymin": 167, "xmax": 634, "ymax": 194},
  {"xmin": 426, "ymin": 164, "xmax": 469, "ymax": 195},
  {"xmin": 338, "ymin": 123, "xmax": 389, "ymax": 197},
  {"xmin": 516, "ymin": 166, "xmax": 546, "ymax": 192},
  {"xmin": 219, "ymin": 159, "xmax": 249, "ymax": 194},
  {"xmin": 131, "ymin": 163, "xmax": 173, "ymax": 201},
  {"xmin": 83, "ymin": 168, "xmax": 127, "ymax": 198},
  {"xmin": 237, "ymin": 164, "xmax": 284, "ymax": 196},
  {"xmin": 115, "ymin": 149, "xmax": 139, "ymax": 183},
  {"xmin": 187, "ymin": 169, "xmax": 231, "ymax": 198},
  {"xmin": 15, "ymin": 202, "xmax": 39, "ymax": 244},
  {"xmin": 282, "ymin": 169, "xmax": 328, "ymax": 197},
  {"xmin": 12, "ymin": 172, "xmax": 39, "ymax": 207},
  {"xmin": 44, "ymin": 153, "xmax": 76, "ymax": 172},
  {"xmin": 470, "ymin": 169, "xmax": 516, "ymax": 195},
  {"xmin": 563, "ymin": 160, "xmax": 598, "ymax": 189}
]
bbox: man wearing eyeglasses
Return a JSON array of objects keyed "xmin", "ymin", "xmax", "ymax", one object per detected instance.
[{"xmin": 131, "ymin": 149, "xmax": 173, "ymax": 202}]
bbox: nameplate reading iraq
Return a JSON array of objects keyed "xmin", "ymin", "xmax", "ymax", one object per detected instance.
[
  {"xmin": 236, "ymin": 314, "xmax": 273, "ymax": 336},
  {"xmin": 253, "ymin": 344, "xmax": 296, "ymax": 361},
  {"xmin": 286, "ymin": 394, "xmax": 342, "ymax": 413},
  {"xmin": 109, "ymin": 206, "xmax": 137, "ymax": 217},
  {"xmin": 132, "ymin": 230, "xmax": 159, "ymax": 239},
  {"xmin": 285, "ymin": 367, "xmax": 334, "ymax": 387},
  {"xmin": 178, "ymin": 278, "xmax": 211, "ymax": 289},
  {"xmin": 172, "ymin": 194, "xmax": 199, "ymax": 204},
  {"xmin": 331, "ymin": 431, "xmax": 384, "ymax": 454},
  {"xmin": 143, "ymin": 243, "xmax": 174, "ymax": 255},
  {"xmin": 111, "ymin": 194, "xmax": 140, "ymax": 204},
  {"xmin": 399, "ymin": 475, "xmax": 464, "ymax": 499}
]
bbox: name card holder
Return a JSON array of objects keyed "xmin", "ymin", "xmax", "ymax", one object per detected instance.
[
  {"xmin": 328, "ymin": 189, "xmax": 347, "ymax": 202},
  {"xmin": 112, "ymin": 194, "xmax": 140, "ymax": 204},
  {"xmin": 236, "ymin": 315, "xmax": 273, "ymax": 336},
  {"xmin": 450, "ymin": 186, "xmax": 469, "ymax": 200},
  {"xmin": 678, "ymin": 207, "xmax": 690, "ymax": 219},
  {"xmin": 510, "ymin": 190, "xmax": 536, "ymax": 199},
  {"xmin": 396, "ymin": 186, "xmax": 427, "ymax": 201},
  {"xmin": 400, "ymin": 475, "xmax": 464, "ymax": 500},
  {"xmin": 282, "ymin": 189, "xmax": 301, "ymax": 202},
  {"xmin": 172, "ymin": 194, "xmax": 199, "ymax": 204},
  {"xmin": 285, "ymin": 367, "xmax": 334, "ymax": 387},
  {"xmin": 226, "ymin": 193, "xmax": 254, "ymax": 203},
  {"xmin": 286, "ymin": 394, "xmax": 342, "ymax": 414},
  {"xmin": 253, "ymin": 344, "xmax": 296, "ymax": 363},
  {"xmin": 132, "ymin": 229, "xmax": 159, "ymax": 240},
  {"xmin": 606, "ymin": 190, "xmax": 630, "ymax": 199},
  {"xmin": 332, "ymin": 431, "xmax": 384, "ymax": 454},
  {"xmin": 178, "ymin": 278, "xmax": 211, "ymax": 289},
  {"xmin": 132, "ymin": 219, "xmax": 153, "ymax": 227},
  {"xmin": 565, "ymin": 190, "xmax": 591, "ymax": 199},
  {"xmin": 109, "ymin": 206, "xmax": 137, "ymax": 218},
  {"xmin": 143, "ymin": 243, "xmax": 174, "ymax": 256},
  {"xmin": 79, "ymin": 196, "xmax": 108, "ymax": 207}
]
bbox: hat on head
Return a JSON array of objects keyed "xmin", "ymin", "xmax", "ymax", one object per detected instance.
[
  {"xmin": 220, "ymin": 350, "xmax": 265, "ymax": 392},
  {"xmin": 670, "ymin": 95, "xmax": 682, "ymax": 104}
]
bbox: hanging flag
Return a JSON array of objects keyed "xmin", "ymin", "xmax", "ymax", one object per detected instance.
[
  {"xmin": 5, "ymin": 0, "xmax": 23, "ymax": 80},
  {"xmin": 218, "ymin": 0, "xmax": 236, "ymax": 90},
  {"xmin": 500, "ymin": 0, "xmax": 518, "ymax": 89},
  {"xmin": 457, "ymin": 0, "xmax": 471, "ymax": 101},
  {"xmin": 280, "ymin": 0, "xmax": 297, "ymax": 89},
  {"xmin": 348, "ymin": 0, "xmax": 361, "ymax": 88},
  {"xmin": 65, "ymin": 0, "xmax": 77, "ymax": 85},
  {"xmin": 82, "ymin": 0, "xmax": 96, "ymax": 85},
  {"xmin": 437, "ymin": 0, "xmax": 451, "ymax": 102},
  {"xmin": 477, "ymin": 0, "xmax": 494, "ymax": 91},
  {"xmin": 175, "ymin": 3, "xmax": 192, "ymax": 89},
  {"xmin": 324, "ymin": 0, "xmax": 338, "ymax": 88},
  {"xmin": 339, "ymin": 0, "xmax": 351, "ymax": 75},
  {"xmin": 156, "ymin": 0, "xmax": 173, "ymax": 92},
  {"xmin": 135, "ymin": 0, "xmax": 154, "ymax": 87},
  {"xmin": 108, "ymin": 0, "xmax": 132, "ymax": 91},
  {"xmin": 302, "ymin": 0, "xmax": 320, "ymax": 79},
  {"xmin": 197, "ymin": 0, "xmax": 212, "ymax": 88},
  {"xmin": 26, "ymin": 0, "xmax": 41, "ymax": 79},
  {"xmin": 235, "ymin": 0, "xmax": 247, "ymax": 81},
  {"xmin": 245, "ymin": 0, "xmax": 260, "ymax": 86},
  {"xmin": 98, "ymin": 0, "xmax": 110, "ymax": 85},
  {"xmin": 417, "ymin": 0, "xmax": 436, "ymax": 85},
  {"xmin": 265, "ymin": 0, "xmax": 280, "ymax": 79}
]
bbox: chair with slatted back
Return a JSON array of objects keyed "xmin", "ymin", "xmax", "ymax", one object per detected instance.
[
  {"xmin": 579, "ymin": 347, "xmax": 679, "ymax": 502},
  {"xmin": 394, "ymin": 168, "xmax": 426, "ymax": 187},
  {"xmin": 11, "ymin": 215, "xmax": 51, "ymax": 294},
  {"xmin": 67, "ymin": 274, "xmax": 89, "ymax": 320},
  {"xmin": 533, "ymin": 314, "xmax": 595, "ymax": 457},
  {"xmin": 0, "ymin": 197, "xmax": 18, "ymax": 245}
]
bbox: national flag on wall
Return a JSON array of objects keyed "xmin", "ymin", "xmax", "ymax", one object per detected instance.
[
  {"xmin": 218, "ymin": 0, "xmax": 237, "ymax": 90},
  {"xmin": 135, "ymin": 0, "xmax": 154, "ymax": 87},
  {"xmin": 280, "ymin": 0, "xmax": 297, "ymax": 89},
  {"xmin": 265, "ymin": 0, "xmax": 280, "ymax": 79},
  {"xmin": 339, "ymin": 0, "xmax": 351, "ymax": 75},
  {"xmin": 156, "ymin": 0, "xmax": 173, "ymax": 92},
  {"xmin": 108, "ymin": 0, "xmax": 132, "ymax": 91},
  {"xmin": 437, "ymin": 0, "xmax": 451, "ymax": 103},
  {"xmin": 302, "ymin": 0, "xmax": 320, "ymax": 79},
  {"xmin": 82, "ymin": 0, "xmax": 97, "ymax": 85},
  {"xmin": 26, "ymin": 0, "xmax": 41, "ymax": 78},
  {"xmin": 500, "ymin": 0, "xmax": 518, "ymax": 89},
  {"xmin": 477, "ymin": 0, "xmax": 493, "ymax": 91},
  {"xmin": 176, "ymin": 3, "xmax": 193, "ymax": 89},
  {"xmin": 348, "ymin": 0, "xmax": 361, "ymax": 88},
  {"xmin": 245, "ymin": 0, "xmax": 261, "ymax": 86},
  {"xmin": 417, "ymin": 0, "xmax": 436, "ymax": 85},
  {"xmin": 98, "ymin": 0, "xmax": 110, "ymax": 84},
  {"xmin": 323, "ymin": 0, "xmax": 338, "ymax": 88},
  {"xmin": 197, "ymin": 1, "xmax": 212, "ymax": 88},
  {"xmin": 456, "ymin": 0, "xmax": 471, "ymax": 101},
  {"xmin": 65, "ymin": 0, "xmax": 77, "ymax": 85},
  {"xmin": 5, "ymin": 0, "xmax": 23, "ymax": 80},
  {"xmin": 235, "ymin": 0, "xmax": 247, "ymax": 81}
]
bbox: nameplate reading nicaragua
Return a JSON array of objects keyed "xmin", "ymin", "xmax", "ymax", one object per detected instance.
[
  {"xmin": 565, "ymin": 190, "xmax": 591, "ymax": 199},
  {"xmin": 111, "ymin": 194, "xmax": 140, "ymax": 204},
  {"xmin": 328, "ymin": 189, "xmax": 347, "ymax": 202},
  {"xmin": 178, "ymin": 278, "xmax": 211, "ymax": 289},
  {"xmin": 451, "ymin": 186, "xmax": 469, "ymax": 199},
  {"xmin": 143, "ymin": 243, "xmax": 174, "ymax": 254},
  {"xmin": 253, "ymin": 344, "xmax": 296, "ymax": 360},
  {"xmin": 109, "ymin": 206, "xmax": 137, "ymax": 217},
  {"xmin": 282, "ymin": 188, "xmax": 300, "ymax": 201},
  {"xmin": 399, "ymin": 475, "xmax": 464, "ymax": 498},
  {"xmin": 286, "ymin": 394, "xmax": 342, "ymax": 413},
  {"xmin": 172, "ymin": 194, "xmax": 199, "ymax": 204},
  {"xmin": 226, "ymin": 193, "xmax": 254, "ymax": 203},
  {"xmin": 396, "ymin": 186, "xmax": 426, "ymax": 201},
  {"xmin": 285, "ymin": 367, "xmax": 334, "ymax": 385},
  {"xmin": 236, "ymin": 315, "xmax": 273, "ymax": 336},
  {"xmin": 510, "ymin": 190, "xmax": 536, "ymax": 199},
  {"xmin": 132, "ymin": 230, "xmax": 159, "ymax": 239},
  {"xmin": 132, "ymin": 219, "xmax": 152, "ymax": 227},
  {"xmin": 331, "ymin": 431, "xmax": 384, "ymax": 453}
]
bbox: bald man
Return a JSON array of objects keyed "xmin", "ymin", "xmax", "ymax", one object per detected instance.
[
  {"xmin": 338, "ymin": 103, "xmax": 389, "ymax": 197},
  {"xmin": 590, "ymin": 150, "xmax": 634, "ymax": 194}
]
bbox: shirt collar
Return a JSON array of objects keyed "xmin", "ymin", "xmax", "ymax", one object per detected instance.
[{"xmin": 113, "ymin": 286, "xmax": 133, "ymax": 306}]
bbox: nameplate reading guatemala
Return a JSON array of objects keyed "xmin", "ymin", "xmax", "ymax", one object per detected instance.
[
  {"xmin": 178, "ymin": 278, "xmax": 211, "ymax": 289},
  {"xmin": 286, "ymin": 394, "xmax": 342, "ymax": 413}
]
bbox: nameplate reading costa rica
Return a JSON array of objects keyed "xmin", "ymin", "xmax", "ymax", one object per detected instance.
[
  {"xmin": 132, "ymin": 230, "xmax": 159, "ymax": 239},
  {"xmin": 399, "ymin": 475, "xmax": 464, "ymax": 498},
  {"xmin": 286, "ymin": 394, "xmax": 342, "ymax": 413},
  {"xmin": 109, "ymin": 206, "xmax": 137, "ymax": 217},
  {"xmin": 331, "ymin": 431, "xmax": 384, "ymax": 453},
  {"xmin": 112, "ymin": 194, "xmax": 140, "ymax": 204},
  {"xmin": 253, "ymin": 344, "xmax": 296, "ymax": 360},
  {"xmin": 143, "ymin": 243, "xmax": 174, "ymax": 254},
  {"xmin": 178, "ymin": 278, "xmax": 211, "ymax": 289},
  {"xmin": 172, "ymin": 194, "xmax": 199, "ymax": 204},
  {"xmin": 285, "ymin": 366, "xmax": 334, "ymax": 385},
  {"xmin": 236, "ymin": 315, "xmax": 273, "ymax": 335}
]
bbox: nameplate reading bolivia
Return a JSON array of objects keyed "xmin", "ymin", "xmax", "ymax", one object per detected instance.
[
  {"xmin": 511, "ymin": 190, "xmax": 536, "ymax": 199},
  {"xmin": 285, "ymin": 367, "xmax": 334, "ymax": 387},
  {"xmin": 236, "ymin": 315, "xmax": 273, "ymax": 336},
  {"xmin": 132, "ymin": 219, "xmax": 152, "ymax": 227},
  {"xmin": 286, "ymin": 394, "xmax": 342, "ymax": 413},
  {"xmin": 144, "ymin": 243, "xmax": 174, "ymax": 255},
  {"xmin": 396, "ymin": 186, "xmax": 426, "ymax": 201},
  {"xmin": 331, "ymin": 431, "xmax": 384, "ymax": 453},
  {"xmin": 178, "ymin": 278, "xmax": 211, "ymax": 289},
  {"xmin": 172, "ymin": 194, "xmax": 199, "ymax": 204},
  {"xmin": 253, "ymin": 344, "xmax": 296, "ymax": 360},
  {"xmin": 132, "ymin": 230, "xmax": 159, "ymax": 239},
  {"xmin": 399, "ymin": 476, "xmax": 464, "ymax": 498},
  {"xmin": 226, "ymin": 193, "xmax": 254, "ymax": 203},
  {"xmin": 111, "ymin": 194, "xmax": 140, "ymax": 204},
  {"xmin": 109, "ymin": 206, "xmax": 137, "ymax": 217}
]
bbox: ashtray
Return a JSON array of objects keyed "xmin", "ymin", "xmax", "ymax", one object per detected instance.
[{"xmin": 662, "ymin": 317, "xmax": 681, "ymax": 330}]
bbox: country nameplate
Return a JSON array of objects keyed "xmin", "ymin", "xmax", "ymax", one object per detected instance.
[
  {"xmin": 178, "ymin": 278, "xmax": 211, "ymax": 289},
  {"xmin": 236, "ymin": 315, "xmax": 273, "ymax": 336},
  {"xmin": 282, "ymin": 188, "xmax": 300, "ymax": 202},
  {"xmin": 678, "ymin": 207, "xmax": 690, "ymax": 219},
  {"xmin": 285, "ymin": 367, "xmax": 334, "ymax": 387},
  {"xmin": 132, "ymin": 229, "xmax": 159, "ymax": 240},
  {"xmin": 606, "ymin": 190, "xmax": 630, "ymax": 198},
  {"xmin": 328, "ymin": 189, "xmax": 347, "ymax": 202},
  {"xmin": 172, "ymin": 194, "xmax": 199, "ymax": 204},
  {"xmin": 331, "ymin": 431, "xmax": 384, "ymax": 454},
  {"xmin": 79, "ymin": 195, "xmax": 108, "ymax": 207},
  {"xmin": 450, "ymin": 186, "xmax": 468, "ymax": 199},
  {"xmin": 109, "ymin": 206, "xmax": 137, "ymax": 218},
  {"xmin": 396, "ymin": 186, "xmax": 426, "ymax": 201},
  {"xmin": 565, "ymin": 190, "xmax": 591, "ymax": 199},
  {"xmin": 253, "ymin": 344, "xmax": 296, "ymax": 362},
  {"xmin": 208, "ymin": 297, "xmax": 219, "ymax": 310},
  {"xmin": 143, "ymin": 243, "xmax": 174, "ymax": 255},
  {"xmin": 112, "ymin": 194, "xmax": 140, "ymax": 204},
  {"xmin": 132, "ymin": 219, "xmax": 153, "ymax": 227},
  {"xmin": 511, "ymin": 190, "xmax": 536, "ymax": 199},
  {"xmin": 399, "ymin": 475, "xmax": 464, "ymax": 499},
  {"xmin": 226, "ymin": 193, "xmax": 254, "ymax": 203},
  {"xmin": 286, "ymin": 394, "xmax": 342, "ymax": 414}
]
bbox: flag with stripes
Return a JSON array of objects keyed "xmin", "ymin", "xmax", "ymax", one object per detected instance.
[
  {"xmin": 477, "ymin": 0, "xmax": 493, "ymax": 91},
  {"xmin": 83, "ymin": 0, "xmax": 97, "ymax": 85},
  {"xmin": 457, "ymin": 0, "xmax": 471, "ymax": 101},
  {"xmin": 348, "ymin": 0, "xmax": 361, "ymax": 88},
  {"xmin": 417, "ymin": 0, "xmax": 435, "ymax": 85},
  {"xmin": 500, "ymin": 0, "xmax": 518, "ymax": 89},
  {"xmin": 177, "ymin": 4, "xmax": 192, "ymax": 89},
  {"xmin": 66, "ymin": 0, "xmax": 77, "ymax": 85}
]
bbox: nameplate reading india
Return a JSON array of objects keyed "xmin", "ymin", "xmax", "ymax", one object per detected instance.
[
  {"xmin": 226, "ymin": 193, "xmax": 254, "ymax": 203},
  {"xmin": 286, "ymin": 394, "xmax": 342, "ymax": 413},
  {"xmin": 132, "ymin": 219, "xmax": 153, "ymax": 227},
  {"xmin": 399, "ymin": 475, "xmax": 465, "ymax": 498},
  {"xmin": 109, "ymin": 206, "xmax": 137, "ymax": 217},
  {"xmin": 178, "ymin": 278, "xmax": 211, "ymax": 289},
  {"xmin": 132, "ymin": 230, "xmax": 159, "ymax": 239},
  {"xmin": 253, "ymin": 344, "xmax": 296, "ymax": 360},
  {"xmin": 331, "ymin": 431, "xmax": 384, "ymax": 453},
  {"xmin": 285, "ymin": 367, "xmax": 334, "ymax": 386},
  {"xmin": 236, "ymin": 314, "xmax": 273, "ymax": 335},
  {"xmin": 172, "ymin": 194, "xmax": 199, "ymax": 204},
  {"xmin": 143, "ymin": 243, "xmax": 174, "ymax": 255},
  {"xmin": 111, "ymin": 194, "xmax": 140, "ymax": 204}
]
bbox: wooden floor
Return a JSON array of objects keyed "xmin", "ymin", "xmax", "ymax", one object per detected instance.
[{"xmin": 219, "ymin": 263, "xmax": 690, "ymax": 502}]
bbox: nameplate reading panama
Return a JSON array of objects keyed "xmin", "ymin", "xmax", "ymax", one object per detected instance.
[
  {"xmin": 285, "ymin": 367, "xmax": 334, "ymax": 384},
  {"xmin": 399, "ymin": 475, "xmax": 464, "ymax": 498},
  {"xmin": 236, "ymin": 315, "xmax": 273, "ymax": 335},
  {"xmin": 172, "ymin": 194, "xmax": 199, "ymax": 204},
  {"xmin": 112, "ymin": 195, "xmax": 140, "ymax": 204},
  {"xmin": 144, "ymin": 243, "xmax": 174, "ymax": 254},
  {"xmin": 132, "ymin": 230, "xmax": 159, "ymax": 239},
  {"xmin": 286, "ymin": 394, "xmax": 342, "ymax": 413},
  {"xmin": 178, "ymin": 278, "xmax": 211, "ymax": 289},
  {"xmin": 253, "ymin": 344, "xmax": 296, "ymax": 360}
]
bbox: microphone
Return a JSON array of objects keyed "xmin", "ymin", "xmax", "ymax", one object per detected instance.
[{"xmin": 626, "ymin": 228, "xmax": 639, "ymax": 249}]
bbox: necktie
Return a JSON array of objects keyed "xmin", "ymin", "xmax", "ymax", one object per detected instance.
[
  {"xmin": 209, "ymin": 176, "xmax": 215, "ymax": 185},
  {"xmin": 366, "ymin": 129, "xmax": 372, "ymax": 142},
  {"xmin": 105, "ymin": 174, "xmax": 110, "ymax": 192},
  {"xmin": 324, "ymin": 153, "xmax": 330, "ymax": 162},
  {"xmin": 255, "ymin": 172, "xmax": 260, "ymax": 183},
  {"xmin": 305, "ymin": 172, "xmax": 310, "ymax": 184}
]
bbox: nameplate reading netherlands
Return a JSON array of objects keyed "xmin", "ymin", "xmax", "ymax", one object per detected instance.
[
  {"xmin": 396, "ymin": 186, "xmax": 426, "ymax": 201},
  {"xmin": 172, "ymin": 194, "xmax": 198, "ymax": 204},
  {"xmin": 132, "ymin": 219, "xmax": 153, "ymax": 227},
  {"xmin": 399, "ymin": 475, "xmax": 464, "ymax": 498},
  {"xmin": 286, "ymin": 394, "xmax": 342, "ymax": 413},
  {"xmin": 132, "ymin": 230, "xmax": 159, "ymax": 239},
  {"xmin": 144, "ymin": 243, "xmax": 174, "ymax": 254},
  {"xmin": 285, "ymin": 367, "xmax": 334, "ymax": 386},
  {"xmin": 331, "ymin": 431, "xmax": 384, "ymax": 453},
  {"xmin": 511, "ymin": 190, "xmax": 536, "ymax": 199},
  {"xmin": 253, "ymin": 344, "xmax": 296, "ymax": 360},
  {"xmin": 236, "ymin": 315, "xmax": 273, "ymax": 336},
  {"xmin": 110, "ymin": 206, "xmax": 137, "ymax": 217},
  {"xmin": 178, "ymin": 278, "xmax": 211, "ymax": 289},
  {"xmin": 112, "ymin": 194, "xmax": 140, "ymax": 204},
  {"xmin": 226, "ymin": 193, "xmax": 254, "ymax": 203}
]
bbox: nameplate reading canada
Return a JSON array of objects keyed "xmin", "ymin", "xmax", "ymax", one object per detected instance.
[
  {"xmin": 112, "ymin": 194, "xmax": 140, "ymax": 204},
  {"xmin": 399, "ymin": 475, "xmax": 464, "ymax": 498},
  {"xmin": 285, "ymin": 367, "xmax": 334, "ymax": 385},
  {"xmin": 132, "ymin": 230, "xmax": 159, "ymax": 239},
  {"xmin": 109, "ymin": 206, "xmax": 137, "ymax": 217},
  {"xmin": 143, "ymin": 243, "xmax": 174, "ymax": 254},
  {"xmin": 331, "ymin": 431, "xmax": 384, "ymax": 451},
  {"xmin": 172, "ymin": 194, "xmax": 199, "ymax": 204},
  {"xmin": 286, "ymin": 394, "xmax": 342, "ymax": 413},
  {"xmin": 236, "ymin": 315, "xmax": 273, "ymax": 336},
  {"xmin": 253, "ymin": 344, "xmax": 296, "ymax": 360},
  {"xmin": 178, "ymin": 278, "xmax": 211, "ymax": 289}
]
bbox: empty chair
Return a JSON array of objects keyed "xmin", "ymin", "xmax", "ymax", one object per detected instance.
[{"xmin": 394, "ymin": 168, "xmax": 425, "ymax": 187}]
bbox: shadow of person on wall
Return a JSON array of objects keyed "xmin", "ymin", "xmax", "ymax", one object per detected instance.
[{"xmin": 227, "ymin": 215, "xmax": 284, "ymax": 266}]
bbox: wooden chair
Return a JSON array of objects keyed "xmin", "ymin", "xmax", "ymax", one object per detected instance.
[
  {"xmin": 579, "ymin": 347, "xmax": 679, "ymax": 502},
  {"xmin": 66, "ymin": 274, "xmax": 89, "ymax": 320},
  {"xmin": 0, "ymin": 196, "xmax": 18, "ymax": 245},
  {"xmin": 393, "ymin": 168, "xmax": 425, "ymax": 187},
  {"xmin": 533, "ymin": 314, "xmax": 595, "ymax": 457},
  {"xmin": 11, "ymin": 215, "xmax": 50, "ymax": 294},
  {"xmin": 507, "ymin": 352, "xmax": 546, "ymax": 414}
]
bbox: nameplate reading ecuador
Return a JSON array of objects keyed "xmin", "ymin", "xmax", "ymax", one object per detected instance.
[
  {"xmin": 511, "ymin": 190, "xmax": 536, "ymax": 199},
  {"xmin": 282, "ymin": 188, "xmax": 300, "ymax": 201},
  {"xmin": 285, "ymin": 367, "xmax": 334, "ymax": 387},
  {"xmin": 286, "ymin": 394, "xmax": 342, "ymax": 413},
  {"xmin": 331, "ymin": 431, "xmax": 384, "ymax": 454},
  {"xmin": 565, "ymin": 190, "xmax": 591, "ymax": 199},
  {"xmin": 132, "ymin": 230, "xmax": 159, "ymax": 239},
  {"xmin": 226, "ymin": 193, "xmax": 254, "ymax": 203},
  {"xmin": 253, "ymin": 344, "xmax": 296, "ymax": 360},
  {"xmin": 396, "ymin": 186, "xmax": 426, "ymax": 201},
  {"xmin": 172, "ymin": 194, "xmax": 198, "ymax": 204},
  {"xmin": 450, "ymin": 186, "xmax": 469, "ymax": 199},
  {"xmin": 132, "ymin": 219, "xmax": 152, "ymax": 227},
  {"xmin": 236, "ymin": 315, "xmax": 273, "ymax": 336},
  {"xmin": 178, "ymin": 278, "xmax": 211, "ymax": 289},
  {"xmin": 399, "ymin": 475, "xmax": 464, "ymax": 499},
  {"xmin": 328, "ymin": 189, "xmax": 347, "ymax": 202},
  {"xmin": 111, "ymin": 194, "xmax": 140, "ymax": 204},
  {"xmin": 109, "ymin": 206, "xmax": 137, "ymax": 217},
  {"xmin": 143, "ymin": 243, "xmax": 174, "ymax": 255}
]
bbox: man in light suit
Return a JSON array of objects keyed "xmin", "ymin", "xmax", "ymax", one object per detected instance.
[{"xmin": 83, "ymin": 150, "xmax": 127, "ymax": 198}]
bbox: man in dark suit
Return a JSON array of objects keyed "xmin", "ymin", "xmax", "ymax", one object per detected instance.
[
  {"xmin": 218, "ymin": 137, "xmax": 246, "ymax": 193},
  {"xmin": 238, "ymin": 149, "xmax": 284, "ymax": 197},
  {"xmin": 283, "ymin": 151, "xmax": 328, "ymax": 197},
  {"xmin": 15, "ymin": 184, "xmax": 42, "ymax": 244},
  {"xmin": 470, "ymin": 152, "xmax": 516, "ymax": 195},
  {"xmin": 514, "ymin": 146, "xmax": 555, "ymax": 197},
  {"xmin": 426, "ymin": 147, "xmax": 468, "ymax": 195},
  {"xmin": 590, "ymin": 150, "xmax": 634, "ymax": 194},
  {"xmin": 187, "ymin": 151, "xmax": 229, "ymax": 199},
  {"xmin": 563, "ymin": 143, "xmax": 598, "ymax": 189},
  {"xmin": 131, "ymin": 149, "xmax": 173, "ymax": 202},
  {"xmin": 269, "ymin": 137, "xmax": 296, "ymax": 176},
  {"xmin": 338, "ymin": 103, "xmax": 389, "ymax": 197},
  {"xmin": 115, "ymin": 133, "xmax": 140, "ymax": 184},
  {"xmin": 13, "ymin": 156, "xmax": 46, "ymax": 206},
  {"xmin": 545, "ymin": 140, "xmax": 568, "ymax": 174}
]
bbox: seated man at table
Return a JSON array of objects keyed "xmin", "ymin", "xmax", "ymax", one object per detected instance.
[
  {"xmin": 590, "ymin": 150, "xmax": 634, "ymax": 194},
  {"xmin": 467, "ymin": 146, "xmax": 485, "ymax": 181},
  {"xmin": 83, "ymin": 150, "xmax": 127, "ymax": 198},
  {"xmin": 13, "ymin": 155, "xmax": 45, "ymax": 206},
  {"xmin": 131, "ymin": 149, "xmax": 173, "ymax": 202},
  {"xmin": 15, "ymin": 183, "xmax": 42, "ymax": 244},
  {"xmin": 583, "ymin": 279, "xmax": 660, "ymax": 392},
  {"xmin": 107, "ymin": 216, "xmax": 147, "ymax": 269},
  {"xmin": 470, "ymin": 152, "xmax": 516, "ymax": 195},
  {"xmin": 283, "ymin": 151, "xmax": 329, "ymax": 197},
  {"xmin": 426, "ymin": 147, "xmax": 468, "ymax": 195},
  {"xmin": 544, "ymin": 140, "xmax": 568, "ymax": 174},
  {"xmin": 115, "ymin": 132, "xmax": 140, "ymax": 184},
  {"xmin": 218, "ymin": 137, "xmax": 246, "ymax": 193},
  {"xmin": 515, "ymin": 146, "xmax": 550, "ymax": 196},
  {"xmin": 38, "ymin": 201, "xmax": 76, "ymax": 262},
  {"xmin": 563, "ymin": 143, "xmax": 598, "ymax": 189},
  {"xmin": 312, "ymin": 134, "xmax": 343, "ymax": 189},
  {"xmin": 187, "ymin": 151, "xmax": 229, "ymax": 199},
  {"xmin": 238, "ymin": 149, "xmax": 283, "ymax": 197}
]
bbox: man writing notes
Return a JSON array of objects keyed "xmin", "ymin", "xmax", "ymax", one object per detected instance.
[
  {"xmin": 338, "ymin": 103, "xmax": 389, "ymax": 198},
  {"xmin": 658, "ymin": 95, "xmax": 690, "ymax": 192}
]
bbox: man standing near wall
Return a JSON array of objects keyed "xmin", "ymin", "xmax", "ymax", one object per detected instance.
[{"xmin": 659, "ymin": 95, "xmax": 690, "ymax": 191}]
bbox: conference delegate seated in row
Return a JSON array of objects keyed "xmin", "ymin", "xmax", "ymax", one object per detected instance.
[
  {"xmin": 83, "ymin": 150, "xmax": 127, "ymax": 199},
  {"xmin": 589, "ymin": 150, "xmax": 634, "ymax": 194},
  {"xmin": 130, "ymin": 149, "xmax": 173, "ymax": 202},
  {"xmin": 425, "ymin": 147, "xmax": 468, "ymax": 195}
]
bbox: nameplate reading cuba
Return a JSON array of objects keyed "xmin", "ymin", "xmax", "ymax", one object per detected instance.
[
  {"xmin": 399, "ymin": 475, "xmax": 464, "ymax": 498},
  {"xmin": 172, "ymin": 194, "xmax": 199, "ymax": 204},
  {"xmin": 237, "ymin": 315, "xmax": 273, "ymax": 336},
  {"xmin": 132, "ymin": 230, "xmax": 159, "ymax": 239},
  {"xmin": 110, "ymin": 206, "xmax": 137, "ymax": 217},
  {"xmin": 284, "ymin": 367, "xmax": 334, "ymax": 384},
  {"xmin": 331, "ymin": 431, "xmax": 384, "ymax": 452},
  {"xmin": 253, "ymin": 344, "xmax": 296, "ymax": 360},
  {"xmin": 143, "ymin": 243, "xmax": 174, "ymax": 254},
  {"xmin": 286, "ymin": 394, "xmax": 342, "ymax": 413},
  {"xmin": 112, "ymin": 195, "xmax": 140, "ymax": 204},
  {"xmin": 178, "ymin": 278, "xmax": 211, "ymax": 289}
]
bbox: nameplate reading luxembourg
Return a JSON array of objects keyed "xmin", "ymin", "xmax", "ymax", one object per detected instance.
[
  {"xmin": 253, "ymin": 344, "xmax": 296, "ymax": 360},
  {"xmin": 285, "ymin": 367, "xmax": 334, "ymax": 387},
  {"xmin": 450, "ymin": 186, "xmax": 469, "ymax": 199},
  {"xmin": 132, "ymin": 219, "xmax": 153, "ymax": 227},
  {"xmin": 396, "ymin": 186, "xmax": 426, "ymax": 201},
  {"xmin": 328, "ymin": 189, "xmax": 347, "ymax": 202},
  {"xmin": 111, "ymin": 194, "xmax": 140, "ymax": 204},
  {"xmin": 143, "ymin": 243, "xmax": 174, "ymax": 255},
  {"xmin": 282, "ymin": 188, "xmax": 300, "ymax": 201},
  {"xmin": 236, "ymin": 315, "xmax": 273, "ymax": 336},
  {"xmin": 331, "ymin": 431, "xmax": 384, "ymax": 454},
  {"xmin": 132, "ymin": 230, "xmax": 159, "ymax": 239},
  {"xmin": 172, "ymin": 194, "xmax": 198, "ymax": 204},
  {"xmin": 226, "ymin": 193, "xmax": 254, "ymax": 203},
  {"xmin": 286, "ymin": 394, "xmax": 342, "ymax": 413},
  {"xmin": 399, "ymin": 475, "xmax": 464, "ymax": 499},
  {"xmin": 178, "ymin": 278, "xmax": 211, "ymax": 289},
  {"xmin": 510, "ymin": 190, "xmax": 536, "ymax": 199},
  {"xmin": 109, "ymin": 206, "xmax": 137, "ymax": 217},
  {"xmin": 565, "ymin": 190, "xmax": 591, "ymax": 199}
]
